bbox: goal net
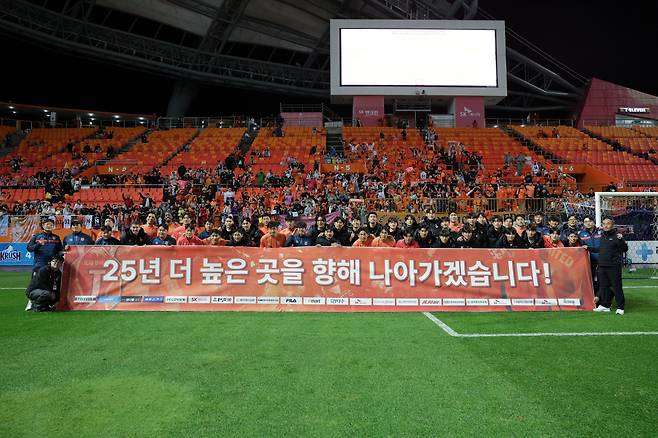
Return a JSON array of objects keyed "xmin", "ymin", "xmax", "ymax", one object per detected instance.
[{"xmin": 595, "ymin": 192, "xmax": 658, "ymax": 279}]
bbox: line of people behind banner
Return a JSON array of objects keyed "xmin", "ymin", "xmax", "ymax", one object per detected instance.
[{"xmin": 29, "ymin": 209, "xmax": 600, "ymax": 257}]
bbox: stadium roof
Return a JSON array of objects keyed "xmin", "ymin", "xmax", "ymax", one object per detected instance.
[{"xmin": 0, "ymin": 0, "xmax": 587, "ymax": 116}]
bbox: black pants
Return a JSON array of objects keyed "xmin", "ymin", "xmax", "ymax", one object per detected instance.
[
  {"xmin": 591, "ymin": 261, "xmax": 599, "ymax": 295},
  {"xmin": 598, "ymin": 265, "xmax": 624, "ymax": 310},
  {"xmin": 27, "ymin": 289, "xmax": 56, "ymax": 311}
]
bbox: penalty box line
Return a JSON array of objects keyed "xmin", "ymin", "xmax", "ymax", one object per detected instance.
[{"xmin": 421, "ymin": 312, "xmax": 658, "ymax": 338}]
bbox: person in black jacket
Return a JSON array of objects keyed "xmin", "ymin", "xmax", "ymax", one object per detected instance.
[
  {"xmin": 96, "ymin": 226, "xmax": 121, "ymax": 245},
  {"xmin": 486, "ymin": 216, "xmax": 505, "ymax": 248},
  {"xmin": 120, "ymin": 223, "xmax": 150, "ymax": 246},
  {"xmin": 455, "ymin": 225, "xmax": 480, "ymax": 248},
  {"xmin": 496, "ymin": 228, "xmax": 526, "ymax": 248},
  {"xmin": 415, "ymin": 225, "xmax": 436, "ymax": 248},
  {"xmin": 594, "ymin": 217, "xmax": 628, "ymax": 315},
  {"xmin": 331, "ymin": 217, "xmax": 351, "ymax": 246},
  {"xmin": 433, "ymin": 229, "xmax": 455, "ymax": 248},
  {"xmin": 523, "ymin": 225, "xmax": 545, "ymax": 249},
  {"xmin": 316, "ymin": 227, "xmax": 341, "ymax": 246},
  {"xmin": 25, "ymin": 254, "xmax": 63, "ymax": 312}
]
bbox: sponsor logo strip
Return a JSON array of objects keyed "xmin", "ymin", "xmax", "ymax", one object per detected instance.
[
  {"xmin": 420, "ymin": 298, "xmax": 442, "ymax": 306},
  {"xmin": 535, "ymin": 298, "xmax": 558, "ymax": 306},
  {"xmin": 97, "ymin": 296, "xmax": 120, "ymax": 303},
  {"xmin": 443, "ymin": 298, "xmax": 466, "ymax": 306},
  {"xmin": 257, "ymin": 297, "xmax": 279, "ymax": 304},
  {"xmin": 466, "ymin": 299, "xmax": 489, "ymax": 306},
  {"xmin": 373, "ymin": 298, "xmax": 396, "ymax": 306},
  {"xmin": 74, "ymin": 296, "xmax": 96, "ymax": 303},
  {"xmin": 165, "ymin": 296, "xmax": 188, "ymax": 303},
  {"xmin": 349, "ymin": 298, "xmax": 372, "ymax": 306},
  {"xmin": 303, "ymin": 297, "xmax": 325, "ymax": 305},
  {"xmin": 489, "ymin": 299, "xmax": 511, "ymax": 306},
  {"xmin": 396, "ymin": 298, "xmax": 419, "ymax": 306},
  {"xmin": 327, "ymin": 298, "xmax": 348, "ymax": 306},
  {"xmin": 235, "ymin": 296, "xmax": 256, "ymax": 304},
  {"xmin": 558, "ymin": 298, "xmax": 581, "ymax": 306},
  {"xmin": 512, "ymin": 299, "xmax": 534, "ymax": 306},
  {"xmin": 143, "ymin": 296, "xmax": 165, "ymax": 303},
  {"xmin": 211, "ymin": 296, "xmax": 234, "ymax": 304},
  {"xmin": 120, "ymin": 296, "xmax": 143, "ymax": 303},
  {"xmin": 189, "ymin": 296, "xmax": 211, "ymax": 304}
]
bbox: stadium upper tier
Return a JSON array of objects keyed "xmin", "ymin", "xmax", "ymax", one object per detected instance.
[{"xmin": 511, "ymin": 125, "xmax": 658, "ymax": 182}]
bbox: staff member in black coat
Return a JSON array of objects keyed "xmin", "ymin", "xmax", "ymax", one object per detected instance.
[
  {"xmin": 25, "ymin": 254, "xmax": 63, "ymax": 312},
  {"xmin": 594, "ymin": 217, "xmax": 628, "ymax": 315}
]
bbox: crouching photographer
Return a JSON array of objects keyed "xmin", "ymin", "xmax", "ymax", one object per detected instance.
[{"xmin": 25, "ymin": 254, "xmax": 64, "ymax": 312}]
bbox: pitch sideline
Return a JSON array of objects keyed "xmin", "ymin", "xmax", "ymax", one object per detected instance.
[{"xmin": 422, "ymin": 312, "xmax": 658, "ymax": 337}]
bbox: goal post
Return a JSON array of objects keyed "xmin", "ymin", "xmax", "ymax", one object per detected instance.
[{"xmin": 594, "ymin": 192, "xmax": 658, "ymax": 278}]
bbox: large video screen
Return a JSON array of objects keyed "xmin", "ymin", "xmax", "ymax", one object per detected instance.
[
  {"xmin": 340, "ymin": 28, "xmax": 497, "ymax": 87},
  {"xmin": 330, "ymin": 20, "xmax": 507, "ymax": 100}
]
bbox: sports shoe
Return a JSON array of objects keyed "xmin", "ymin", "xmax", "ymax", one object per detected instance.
[
  {"xmin": 615, "ymin": 309, "xmax": 625, "ymax": 315},
  {"xmin": 593, "ymin": 305, "xmax": 611, "ymax": 312},
  {"xmin": 25, "ymin": 300, "xmax": 33, "ymax": 311}
]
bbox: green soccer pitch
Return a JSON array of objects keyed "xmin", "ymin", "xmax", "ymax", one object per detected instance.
[{"xmin": 1, "ymin": 270, "xmax": 656, "ymax": 437}]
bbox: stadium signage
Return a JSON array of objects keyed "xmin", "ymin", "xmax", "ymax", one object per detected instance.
[
  {"xmin": 62, "ymin": 247, "xmax": 595, "ymax": 313},
  {"xmin": 618, "ymin": 107, "xmax": 650, "ymax": 113}
]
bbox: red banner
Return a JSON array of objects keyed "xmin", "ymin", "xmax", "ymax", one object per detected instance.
[{"xmin": 61, "ymin": 246, "xmax": 594, "ymax": 312}]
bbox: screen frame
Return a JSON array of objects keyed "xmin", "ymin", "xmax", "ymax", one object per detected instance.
[{"xmin": 330, "ymin": 19, "xmax": 507, "ymax": 99}]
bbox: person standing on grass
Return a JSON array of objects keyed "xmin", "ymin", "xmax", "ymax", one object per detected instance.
[
  {"xmin": 27, "ymin": 217, "xmax": 63, "ymax": 275},
  {"xmin": 25, "ymin": 254, "xmax": 63, "ymax": 312},
  {"xmin": 594, "ymin": 217, "xmax": 628, "ymax": 315},
  {"xmin": 63, "ymin": 220, "xmax": 94, "ymax": 249}
]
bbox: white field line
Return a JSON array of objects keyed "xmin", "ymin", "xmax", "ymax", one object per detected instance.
[{"xmin": 422, "ymin": 312, "xmax": 658, "ymax": 337}]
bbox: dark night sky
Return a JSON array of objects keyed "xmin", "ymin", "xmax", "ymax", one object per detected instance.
[{"xmin": 1, "ymin": 0, "xmax": 656, "ymax": 117}]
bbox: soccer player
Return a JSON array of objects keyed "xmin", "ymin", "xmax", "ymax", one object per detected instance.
[
  {"xmin": 371, "ymin": 227, "xmax": 396, "ymax": 247},
  {"xmin": 395, "ymin": 230, "xmax": 419, "ymax": 248},
  {"xmin": 95, "ymin": 226, "xmax": 121, "ymax": 245},
  {"xmin": 177, "ymin": 225, "xmax": 204, "ymax": 246},
  {"xmin": 151, "ymin": 225, "xmax": 176, "ymax": 246},
  {"xmin": 260, "ymin": 222, "xmax": 286, "ymax": 248}
]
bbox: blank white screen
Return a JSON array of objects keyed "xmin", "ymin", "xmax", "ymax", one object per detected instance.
[{"xmin": 340, "ymin": 28, "xmax": 498, "ymax": 87}]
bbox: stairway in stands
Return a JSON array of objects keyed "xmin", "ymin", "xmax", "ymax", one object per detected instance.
[{"xmin": 325, "ymin": 127, "xmax": 344, "ymax": 159}]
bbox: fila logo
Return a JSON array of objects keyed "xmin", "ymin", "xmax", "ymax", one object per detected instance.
[{"xmin": 282, "ymin": 297, "xmax": 302, "ymax": 305}]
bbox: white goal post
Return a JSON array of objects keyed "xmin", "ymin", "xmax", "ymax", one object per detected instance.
[
  {"xmin": 595, "ymin": 191, "xmax": 658, "ymax": 277},
  {"xmin": 594, "ymin": 192, "xmax": 658, "ymax": 227}
]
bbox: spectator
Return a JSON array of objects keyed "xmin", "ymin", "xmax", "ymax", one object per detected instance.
[
  {"xmin": 415, "ymin": 225, "xmax": 435, "ymax": 248},
  {"xmin": 523, "ymin": 225, "xmax": 545, "ymax": 249},
  {"xmin": 496, "ymin": 228, "xmax": 526, "ymax": 249},
  {"xmin": 141, "ymin": 212, "xmax": 159, "ymax": 240},
  {"xmin": 433, "ymin": 229, "xmax": 455, "ymax": 248},
  {"xmin": 352, "ymin": 228, "xmax": 371, "ymax": 247},
  {"xmin": 205, "ymin": 229, "xmax": 228, "ymax": 246}
]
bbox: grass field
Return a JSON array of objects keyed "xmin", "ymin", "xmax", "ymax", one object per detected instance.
[{"xmin": 1, "ymin": 269, "xmax": 656, "ymax": 437}]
